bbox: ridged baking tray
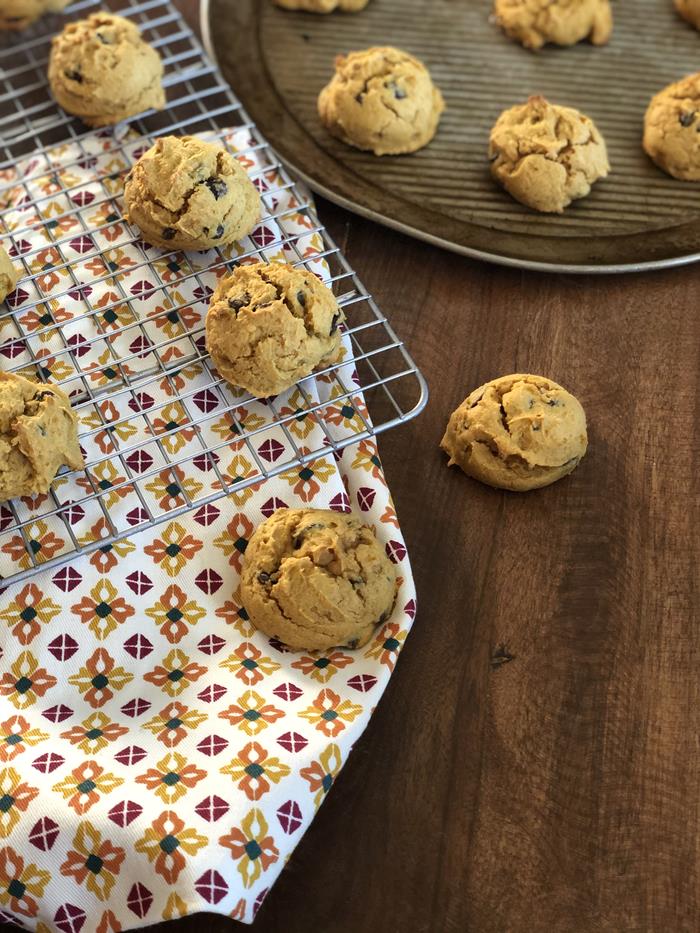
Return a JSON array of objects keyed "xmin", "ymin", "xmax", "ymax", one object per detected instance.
[{"xmin": 204, "ymin": 0, "xmax": 700, "ymax": 272}]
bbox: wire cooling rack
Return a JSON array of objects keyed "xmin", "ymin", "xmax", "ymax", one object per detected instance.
[{"xmin": 0, "ymin": 0, "xmax": 427, "ymax": 586}]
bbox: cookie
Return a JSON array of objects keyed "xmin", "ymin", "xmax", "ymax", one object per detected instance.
[
  {"xmin": 241, "ymin": 508, "xmax": 398, "ymax": 651},
  {"xmin": 1, "ymin": 0, "xmax": 68, "ymax": 30},
  {"xmin": 205, "ymin": 261, "xmax": 344, "ymax": 398},
  {"xmin": 124, "ymin": 135, "xmax": 261, "ymax": 251},
  {"xmin": 494, "ymin": 0, "xmax": 612, "ymax": 50},
  {"xmin": 274, "ymin": 0, "xmax": 369, "ymax": 10},
  {"xmin": 441, "ymin": 373, "xmax": 588, "ymax": 492},
  {"xmin": 643, "ymin": 73, "xmax": 700, "ymax": 180},
  {"xmin": 0, "ymin": 247, "xmax": 19, "ymax": 303},
  {"xmin": 0, "ymin": 372, "xmax": 85, "ymax": 502},
  {"xmin": 489, "ymin": 96, "xmax": 609, "ymax": 213},
  {"xmin": 318, "ymin": 46, "xmax": 445, "ymax": 156},
  {"xmin": 675, "ymin": 0, "xmax": 700, "ymax": 29},
  {"xmin": 48, "ymin": 13, "xmax": 165, "ymax": 127}
]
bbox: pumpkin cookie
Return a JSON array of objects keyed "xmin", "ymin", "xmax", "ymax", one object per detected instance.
[
  {"xmin": 643, "ymin": 73, "xmax": 700, "ymax": 180},
  {"xmin": 0, "ymin": 372, "xmax": 84, "ymax": 502},
  {"xmin": 441, "ymin": 373, "xmax": 588, "ymax": 492},
  {"xmin": 675, "ymin": 0, "xmax": 700, "ymax": 30},
  {"xmin": 1, "ymin": 0, "xmax": 69, "ymax": 30},
  {"xmin": 494, "ymin": 0, "xmax": 612, "ymax": 50},
  {"xmin": 318, "ymin": 46, "xmax": 445, "ymax": 156},
  {"xmin": 241, "ymin": 508, "xmax": 398, "ymax": 651},
  {"xmin": 0, "ymin": 247, "xmax": 19, "ymax": 303}
]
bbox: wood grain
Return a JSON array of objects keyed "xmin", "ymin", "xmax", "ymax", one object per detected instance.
[{"xmin": 152, "ymin": 3, "xmax": 699, "ymax": 931}]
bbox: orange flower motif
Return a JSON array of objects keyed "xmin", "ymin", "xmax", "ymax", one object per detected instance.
[
  {"xmin": 280, "ymin": 451, "xmax": 335, "ymax": 502},
  {"xmin": 144, "ymin": 587, "xmax": 206, "ymax": 645},
  {"xmin": 144, "ymin": 522, "xmax": 202, "ymax": 577},
  {"xmin": 213, "ymin": 513, "xmax": 254, "ymax": 573},
  {"xmin": 1, "ymin": 521, "xmax": 65, "ymax": 570},
  {"xmin": 380, "ymin": 502, "xmax": 399, "ymax": 528},
  {"xmin": 320, "ymin": 392, "xmax": 366, "ymax": 434},
  {"xmin": 87, "ymin": 202, "xmax": 125, "ymax": 243},
  {"xmin": 212, "ymin": 454, "xmax": 259, "ymax": 500},
  {"xmin": 60, "ymin": 713, "xmax": 128, "ymax": 754},
  {"xmin": 32, "ymin": 348, "xmax": 73, "ymax": 384},
  {"xmin": 220, "ymin": 742, "xmax": 290, "ymax": 800},
  {"xmin": 29, "ymin": 246, "xmax": 67, "ymax": 294},
  {"xmin": 0, "ymin": 583, "xmax": 60, "ymax": 645},
  {"xmin": 221, "ymin": 643, "xmax": 280, "ymax": 687},
  {"xmin": 0, "ymin": 768, "xmax": 39, "ymax": 837},
  {"xmin": 135, "ymin": 751, "xmax": 206, "ymax": 804},
  {"xmin": 96, "ymin": 910, "xmax": 122, "ymax": 933},
  {"xmin": 215, "ymin": 595, "xmax": 255, "ymax": 637},
  {"xmin": 60, "ymin": 821, "xmax": 125, "ymax": 900},
  {"xmin": 143, "ymin": 648, "xmax": 207, "ymax": 696},
  {"xmin": 278, "ymin": 391, "xmax": 318, "ymax": 440},
  {"xmin": 135, "ymin": 811, "xmax": 207, "ymax": 883},
  {"xmin": 364, "ymin": 622, "xmax": 407, "ymax": 672},
  {"xmin": 150, "ymin": 403, "xmax": 195, "ymax": 455},
  {"xmin": 0, "ymin": 845, "xmax": 50, "ymax": 917},
  {"xmin": 0, "ymin": 651, "xmax": 57, "ymax": 710},
  {"xmin": 68, "ymin": 648, "xmax": 134, "ymax": 708},
  {"xmin": 219, "ymin": 808, "xmax": 279, "ymax": 889},
  {"xmin": 144, "ymin": 467, "xmax": 204, "ymax": 511},
  {"xmin": 80, "ymin": 519, "xmax": 136, "ymax": 573},
  {"xmin": 71, "ymin": 579, "xmax": 135, "ymax": 640},
  {"xmin": 300, "ymin": 743, "xmax": 343, "ymax": 810},
  {"xmin": 142, "ymin": 702, "xmax": 207, "ymax": 748},
  {"xmin": 0, "ymin": 715, "xmax": 48, "ymax": 762},
  {"xmin": 290, "ymin": 651, "xmax": 353, "ymax": 684},
  {"xmin": 209, "ymin": 406, "xmax": 265, "ymax": 443},
  {"xmin": 92, "ymin": 399, "xmax": 138, "ymax": 455},
  {"xmin": 52, "ymin": 761, "xmax": 123, "ymax": 816},
  {"xmin": 299, "ymin": 688, "xmax": 363, "ymax": 737},
  {"xmin": 351, "ymin": 439, "xmax": 387, "ymax": 485},
  {"xmin": 218, "ymin": 690, "xmax": 284, "ymax": 736}
]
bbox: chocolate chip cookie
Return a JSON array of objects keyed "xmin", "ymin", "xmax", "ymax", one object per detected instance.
[
  {"xmin": 48, "ymin": 13, "xmax": 165, "ymax": 127},
  {"xmin": 318, "ymin": 46, "xmax": 445, "ymax": 156},
  {"xmin": 205, "ymin": 261, "xmax": 344, "ymax": 398},
  {"xmin": 643, "ymin": 73, "xmax": 700, "ymax": 180},
  {"xmin": 0, "ymin": 372, "xmax": 85, "ymax": 502},
  {"xmin": 1, "ymin": 0, "xmax": 68, "ymax": 30},
  {"xmin": 494, "ymin": 0, "xmax": 612, "ymax": 50},
  {"xmin": 0, "ymin": 247, "xmax": 19, "ymax": 303},
  {"xmin": 441, "ymin": 373, "xmax": 588, "ymax": 492},
  {"xmin": 241, "ymin": 508, "xmax": 398, "ymax": 651},
  {"xmin": 124, "ymin": 135, "xmax": 261, "ymax": 251},
  {"xmin": 489, "ymin": 96, "xmax": 609, "ymax": 212}
]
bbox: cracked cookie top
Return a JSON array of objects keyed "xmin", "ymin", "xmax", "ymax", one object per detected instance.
[
  {"xmin": 48, "ymin": 13, "xmax": 165, "ymax": 128},
  {"xmin": 643, "ymin": 73, "xmax": 700, "ymax": 181},
  {"xmin": 317, "ymin": 46, "xmax": 445, "ymax": 156},
  {"xmin": 441, "ymin": 373, "xmax": 588, "ymax": 492},
  {"xmin": 274, "ymin": 0, "xmax": 369, "ymax": 10},
  {"xmin": 124, "ymin": 135, "xmax": 261, "ymax": 251},
  {"xmin": 0, "ymin": 372, "xmax": 85, "ymax": 503},
  {"xmin": 675, "ymin": 0, "xmax": 700, "ymax": 30},
  {"xmin": 205, "ymin": 261, "xmax": 344, "ymax": 398},
  {"xmin": 494, "ymin": 0, "xmax": 612, "ymax": 50},
  {"xmin": 489, "ymin": 96, "xmax": 609, "ymax": 213},
  {"xmin": 0, "ymin": 246, "xmax": 19, "ymax": 303},
  {"xmin": 1, "ymin": 0, "xmax": 69, "ymax": 30},
  {"xmin": 241, "ymin": 508, "xmax": 398, "ymax": 651}
]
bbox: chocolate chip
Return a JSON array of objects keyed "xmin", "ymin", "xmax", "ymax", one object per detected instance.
[
  {"xmin": 162, "ymin": 227, "xmax": 176, "ymax": 240},
  {"xmin": 257, "ymin": 571, "xmax": 271, "ymax": 584},
  {"xmin": 228, "ymin": 291, "xmax": 250, "ymax": 314},
  {"xmin": 205, "ymin": 177, "xmax": 228, "ymax": 199},
  {"xmin": 96, "ymin": 32, "xmax": 110, "ymax": 44},
  {"xmin": 293, "ymin": 522, "xmax": 325, "ymax": 549},
  {"xmin": 33, "ymin": 390, "xmax": 54, "ymax": 401},
  {"xmin": 347, "ymin": 639, "xmax": 360, "ymax": 650},
  {"xmin": 680, "ymin": 111, "xmax": 696, "ymax": 127},
  {"xmin": 296, "ymin": 290, "xmax": 306, "ymax": 307},
  {"xmin": 387, "ymin": 81, "xmax": 407, "ymax": 100},
  {"xmin": 38, "ymin": 426, "xmax": 46, "ymax": 436},
  {"xmin": 354, "ymin": 93, "xmax": 364, "ymax": 105},
  {"xmin": 547, "ymin": 399, "xmax": 559, "ymax": 407},
  {"xmin": 532, "ymin": 424, "xmax": 541, "ymax": 431},
  {"xmin": 329, "ymin": 312, "xmax": 341, "ymax": 335},
  {"xmin": 65, "ymin": 69, "xmax": 83, "ymax": 83},
  {"xmin": 349, "ymin": 577, "xmax": 363, "ymax": 588},
  {"xmin": 213, "ymin": 224, "xmax": 225, "ymax": 239}
]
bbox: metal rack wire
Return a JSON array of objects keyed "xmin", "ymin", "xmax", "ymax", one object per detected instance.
[{"xmin": 0, "ymin": 0, "xmax": 427, "ymax": 586}]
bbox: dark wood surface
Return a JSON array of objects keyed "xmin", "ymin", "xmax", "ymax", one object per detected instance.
[{"xmin": 156, "ymin": 4, "xmax": 698, "ymax": 931}]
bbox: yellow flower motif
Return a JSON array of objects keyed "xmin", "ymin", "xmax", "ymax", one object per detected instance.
[
  {"xmin": 135, "ymin": 751, "xmax": 207, "ymax": 804},
  {"xmin": 220, "ymin": 742, "xmax": 290, "ymax": 800},
  {"xmin": 52, "ymin": 761, "xmax": 123, "ymax": 816},
  {"xmin": 60, "ymin": 713, "xmax": 128, "ymax": 754},
  {"xmin": 278, "ymin": 389, "xmax": 318, "ymax": 440},
  {"xmin": 0, "ymin": 583, "xmax": 60, "ymax": 645},
  {"xmin": 0, "ymin": 652, "xmax": 56, "ymax": 710},
  {"xmin": 219, "ymin": 808, "xmax": 279, "ymax": 889},
  {"xmin": 0, "ymin": 767, "xmax": 39, "ymax": 838},
  {"xmin": 163, "ymin": 891, "xmax": 188, "ymax": 920},
  {"xmin": 220, "ymin": 643, "xmax": 280, "ymax": 686},
  {"xmin": 299, "ymin": 688, "xmax": 363, "ymax": 737},
  {"xmin": 59, "ymin": 821, "xmax": 125, "ymax": 901},
  {"xmin": 218, "ymin": 690, "xmax": 284, "ymax": 736},
  {"xmin": 143, "ymin": 522, "xmax": 202, "ymax": 577},
  {"xmin": 144, "ymin": 468, "xmax": 204, "ymax": 511},
  {"xmin": 135, "ymin": 810, "xmax": 207, "ymax": 884},
  {"xmin": 0, "ymin": 715, "xmax": 48, "ymax": 762},
  {"xmin": 300, "ymin": 743, "xmax": 344, "ymax": 811},
  {"xmin": 0, "ymin": 845, "xmax": 50, "ymax": 918},
  {"xmin": 71, "ymin": 579, "xmax": 135, "ymax": 640}
]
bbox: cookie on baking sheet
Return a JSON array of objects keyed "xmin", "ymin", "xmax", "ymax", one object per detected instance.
[
  {"xmin": 274, "ymin": 0, "xmax": 369, "ymax": 10},
  {"xmin": 318, "ymin": 46, "xmax": 445, "ymax": 156},
  {"xmin": 205, "ymin": 261, "xmax": 344, "ymax": 398},
  {"xmin": 0, "ymin": 372, "xmax": 85, "ymax": 502},
  {"xmin": 0, "ymin": 247, "xmax": 19, "ymax": 303},
  {"xmin": 441, "ymin": 373, "xmax": 588, "ymax": 492},
  {"xmin": 494, "ymin": 0, "xmax": 612, "ymax": 50},
  {"xmin": 643, "ymin": 73, "xmax": 700, "ymax": 180},
  {"xmin": 489, "ymin": 96, "xmax": 609, "ymax": 213},
  {"xmin": 0, "ymin": 0, "xmax": 68, "ymax": 30},
  {"xmin": 241, "ymin": 508, "xmax": 398, "ymax": 652},
  {"xmin": 48, "ymin": 13, "xmax": 165, "ymax": 127},
  {"xmin": 124, "ymin": 135, "xmax": 261, "ymax": 251},
  {"xmin": 675, "ymin": 0, "xmax": 700, "ymax": 30}
]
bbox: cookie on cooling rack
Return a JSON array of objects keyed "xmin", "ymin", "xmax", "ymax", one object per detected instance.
[
  {"xmin": 124, "ymin": 135, "xmax": 261, "ymax": 251},
  {"xmin": 493, "ymin": 0, "xmax": 612, "ymax": 50},
  {"xmin": 441, "ymin": 373, "xmax": 588, "ymax": 492},
  {"xmin": 318, "ymin": 46, "xmax": 445, "ymax": 156},
  {"xmin": 0, "ymin": 247, "xmax": 19, "ymax": 303},
  {"xmin": 489, "ymin": 96, "xmax": 609, "ymax": 213},
  {"xmin": 0, "ymin": 0, "xmax": 68, "ymax": 30},
  {"xmin": 48, "ymin": 12, "xmax": 165, "ymax": 127},
  {"xmin": 643, "ymin": 72, "xmax": 700, "ymax": 180},
  {"xmin": 274, "ymin": 0, "xmax": 369, "ymax": 10},
  {"xmin": 241, "ymin": 508, "xmax": 397, "ymax": 652},
  {"xmin": 205, "ymin": 261, "xmax": 344, "ymax": 398},
  {"xmin": 0, "ymin": 372, "xmax": 84, "ymax": 502}
]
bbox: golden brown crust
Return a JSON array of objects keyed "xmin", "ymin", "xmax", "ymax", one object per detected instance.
[
  {"xmin": 494, "ymin": 0, "xmax": 612, "ymax": 50},
  {"xmin": 643, "ymin": 73, "xmax": 700, "ymax": 180}
]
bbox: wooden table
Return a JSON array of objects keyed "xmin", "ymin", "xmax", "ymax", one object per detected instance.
[{"xmin": 160, "ymin": 4, "xmax": 699, "ymax": 930}]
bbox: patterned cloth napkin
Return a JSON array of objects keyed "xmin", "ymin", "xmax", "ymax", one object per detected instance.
[{"xmin": 0, "ymin": 128, "xmax": 416, "ymax": 929}]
